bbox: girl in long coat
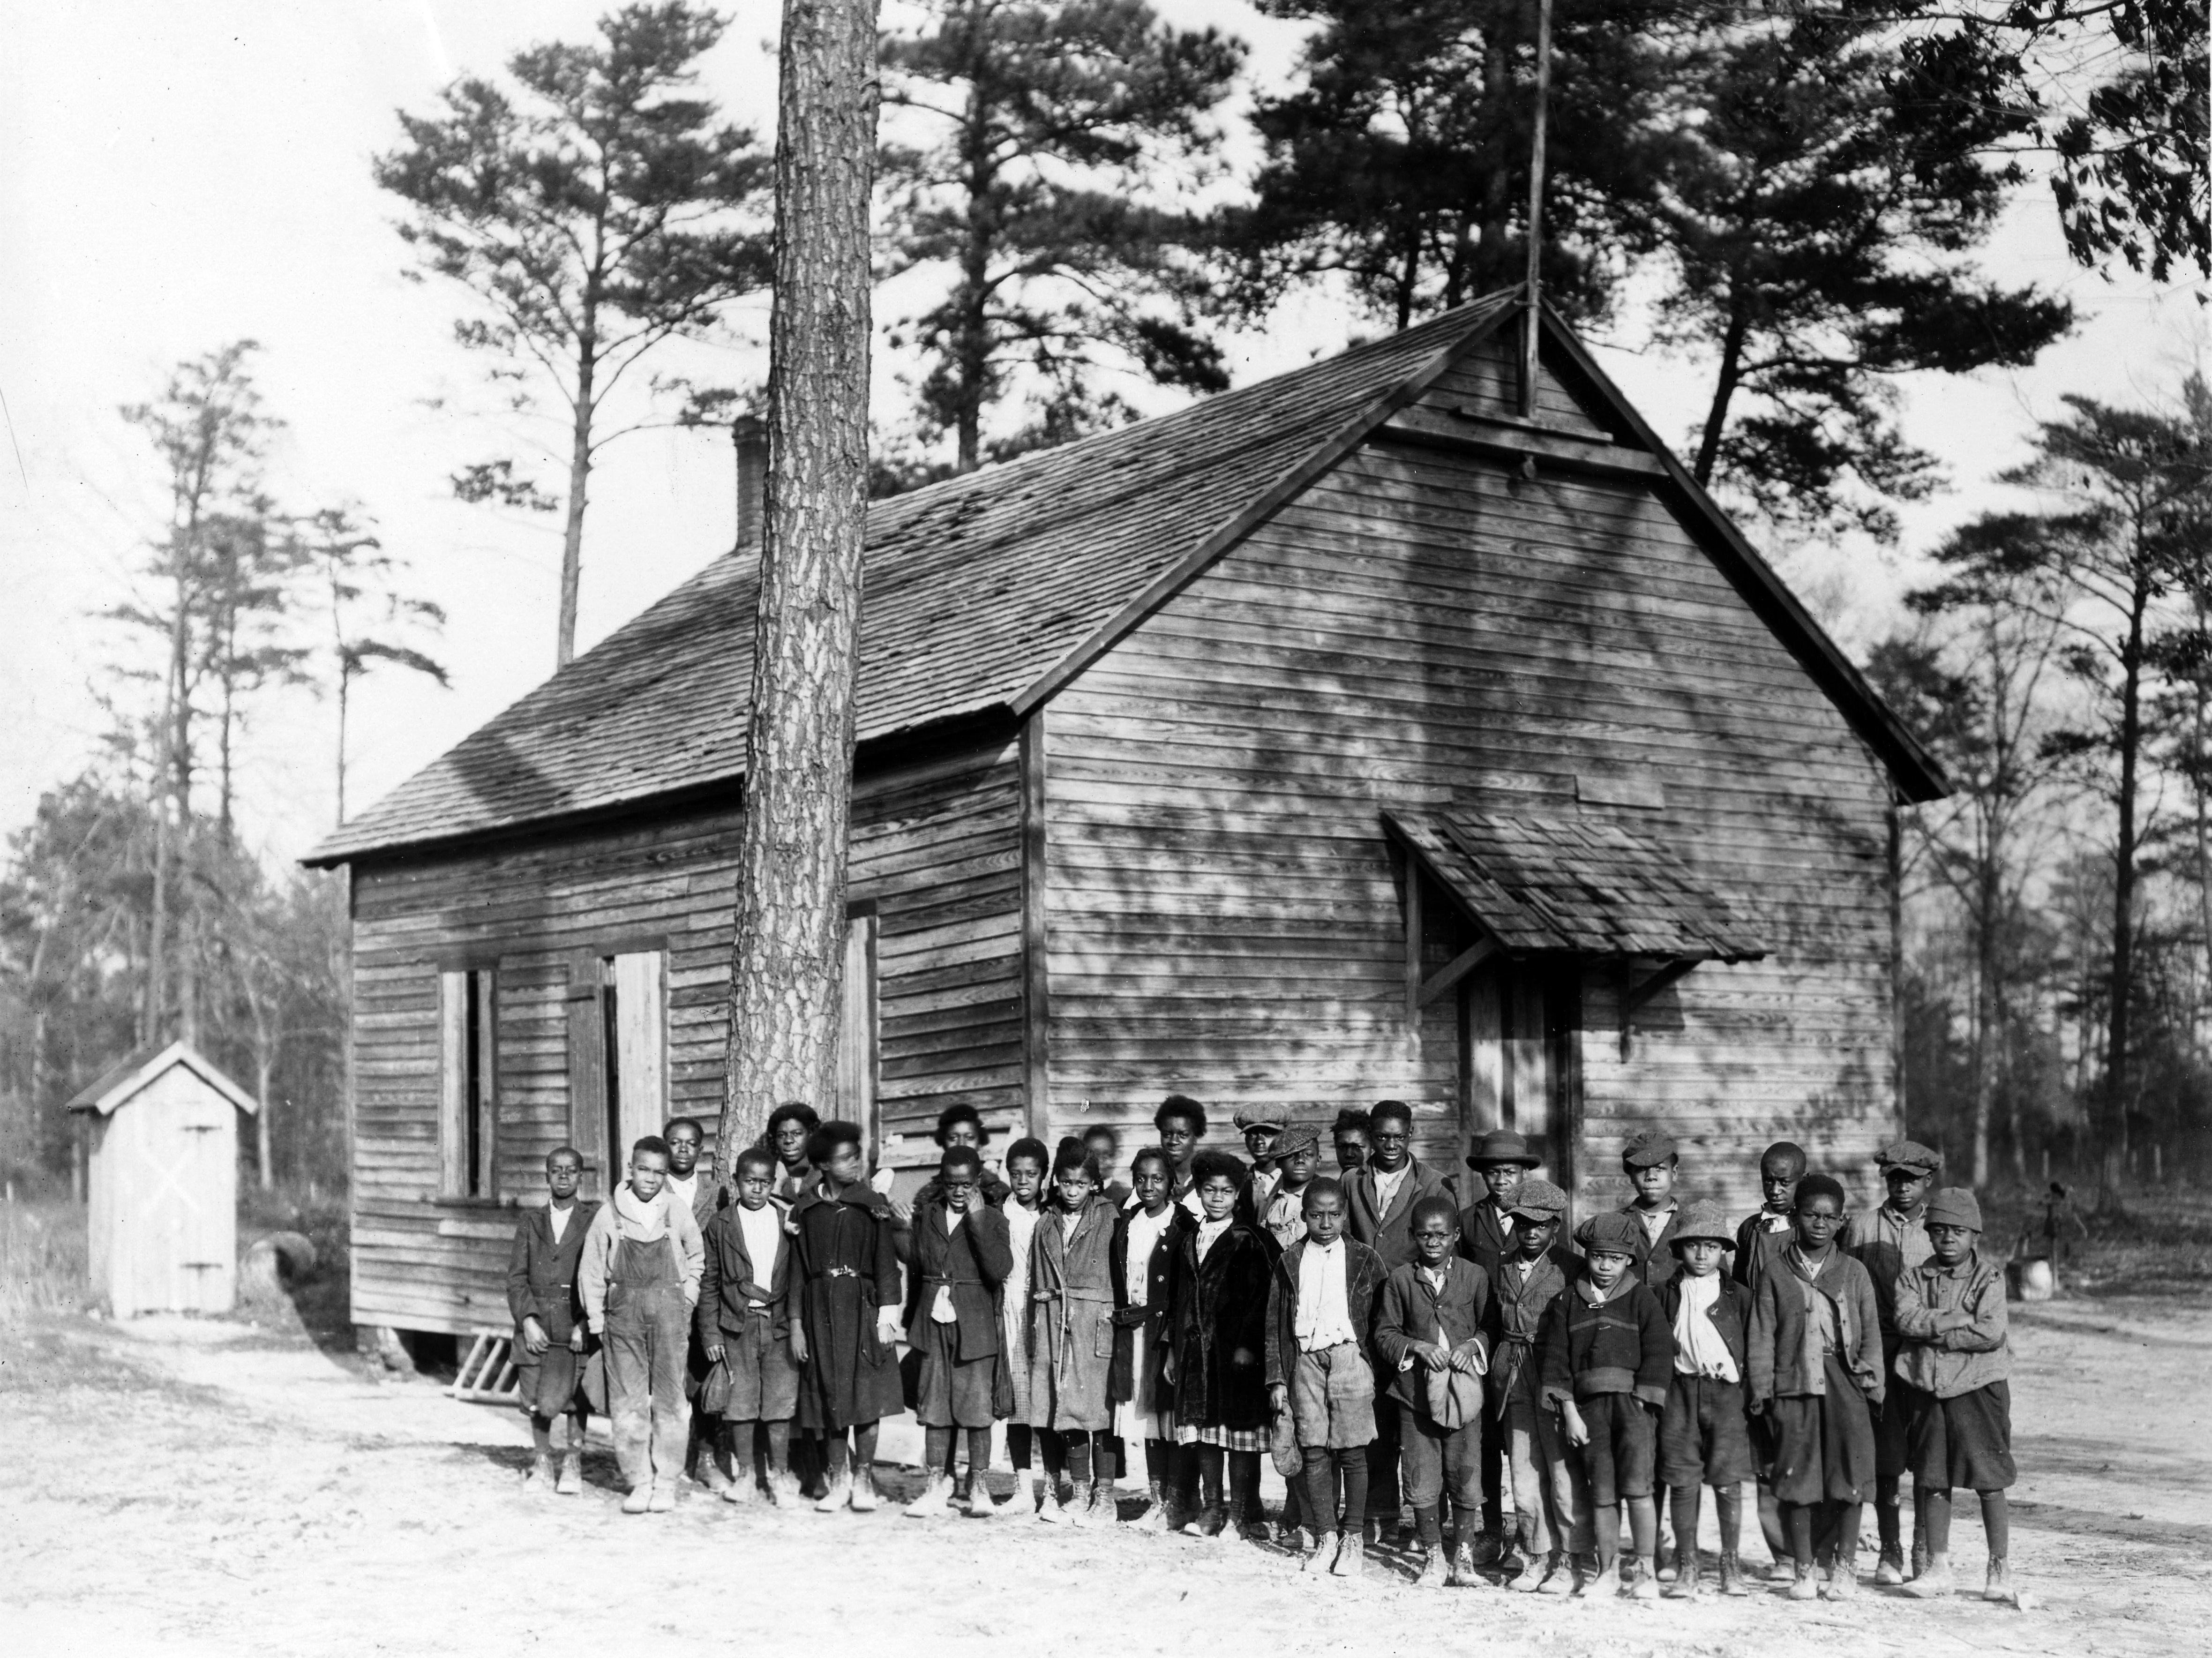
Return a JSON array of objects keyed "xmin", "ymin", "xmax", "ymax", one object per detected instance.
[
  {"xmin": 1028, "ymin": 1136, "xmax": 1120, "ymax": 1525},
  {"xmin": 999, "ymin": 1137, "xmax": 1051, "ymax": 1509},
  {"xmin": 788, "ymin": 1121, "xmax": 905, "ymax": 1513},
  {"xmin": 1111, "ymin": 1145, "xmax": 1189, "ymax": 1530},
  {"xmin": 1167, "ymin": 1148, "xmax": 1276, "ymax": 1538}
]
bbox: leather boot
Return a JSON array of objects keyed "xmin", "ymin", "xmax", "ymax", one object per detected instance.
[
  {"xmin": 1138, "ymin": 1478, "xmax": 1169, "ymax": 1530},
  {"xmin": 646, "ymin": 1481, "xmax": 676, "ymax": 1513},
  {"xmin": 621, "ymin": 1483, "xmax": 653, "ymax": 1515},
  {"xmin": 1470, "ymin": 1524, "xmax": 1506, "ymax": 1567},
  {"xmin": 528, "ymin": 1452, "xmax": 556, "ymax": 1489},
  {"xmin": 904, "ymin": 1473, "xmax": 954, "ymax": 1520},
  {"xmin": 1983, "ymin": 1558, "xmax": 2013, "ymax": 1603},
  {"xmin": 814, "ymin": 1471, "xmax": 854, "ymax": 1513},
  {"xmin": 1717, "ymin": 1552, "xmax": 1747, "ymax": 1596},
  {"xmin": 1876, "ymin": 1544, "xmax": 1905, "ymax": 1585},
  {"xmin": 1195, "ymin": 1462, "xmax": 1227, "ymax": 1538},
  {"xmin": 1665, "ymin": 1550, "xmax": 1701, "ymax": 1598},
  {"xmin": 848, "ymin": 1464, "xmax": 879, "ymax": 1512},
  {"xmin": 1300, "ymin": 1530, "xmax": 1335, "ymax": 1574},
  {"xmin": 1508, "ymin": 1550, "xmax": 1551, "ymax": 1593},
  {"xmin": 1904, "ymin": 1555, "xmax": 1954, "ymax": 1598},
  {"xmin": 1413, "ymin": 1546, "xmax": 1447, "ymax": 1587},
  {"xmin": 1331, "ymin": 1533, "xmax": 1365, "ymax": 1578},
  {"xmin": 555, "ymin": 1449, "xmax": 584, "ymax": 1496},
  {"xmin": 767, "ymin": 1470, "xmax": 802, "ymax": 1508},
  {"xmin": 1447, "ymin": 1540, "xmax": 1479, "ymax": 1587},
  {"xmin": 1787, "ymin": 1561, "xmax": 1820, "ymax": 1600}
]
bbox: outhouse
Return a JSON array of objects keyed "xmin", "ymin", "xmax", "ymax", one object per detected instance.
[{"xmin": 67, "ymin": 1041, "xmax": 257, "ymax": 1318}]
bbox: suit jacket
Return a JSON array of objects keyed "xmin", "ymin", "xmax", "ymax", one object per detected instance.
[
  {"xmin": 1484, "ymin": 1247, "xmax": 1574, "ymax": 1411},
  {"xmin": 1732, "ymin": 1210, "xmax": 1792, "ymax": 1300},
  {"xmin": 669, "ymin": 1161, "xmax": 724, "ymax": 1229},
  {"xmin": 1620, "ymin": 1200, "xmax": 1683, "ymax": 1290},
  {"xmin": 1346, "ymin": 1156, "xmax": 1448, "ymax": 1269},
  {"xmin": 1842, "ymin": 1202, "xmax": 1937, "ymax": 1344},
  {"xmin": 902, "ymin": 1197, "xmax": 1014, "ymax": 1359},
  {"xmin": 1373, "ymin": 1256, "xmax": 1493, "ymax": 1415},
  {"xmin": 1655, "ymin": 1272, "xmax": 1752, "ymax": 1380},
  {"xmin": 1455, "ymin": 1195, "xmax": 1520, "ymax": 1280},
  {"xmin": 506, "ymin": 1200, "xmax": 601, "ymax": 1341},
  {"xmin": 1747, "ymin": 1245, "xmax": 1884, "ymax": 1408},
  {"xmin": 1169, "ymin": 1219, "xmax": 1275, "ymax": 1432},
  {"xmin": 1263, "ymin": 1234, "xmax": 1387, "ymax": 1388},
  {"xmin": 696, "ymin": 1200, "xmax": 795, "ymax": 1343}
]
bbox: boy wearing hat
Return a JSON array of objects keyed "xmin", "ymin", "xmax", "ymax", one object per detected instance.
[
  {"xmin": 1236, "ymin": 1110, "xmax": 1287, "ymax": 1218},
  {"xmin": 1257, "ymin": 1124, "xmax": 1322, "ymax": 1252},
  {"xmin": 1655, "ymin": 1198, "xmax": 1756, "ymax": 1597},
  {"xmin": 1618, "ymin": 1128, "xmax": 1685, "ymax": 1292},
  {"xmin": 1747, "ymin": 1172, "xmax": 1883, "ymax": 1600},
  {"xmin": 1894, "ymin": 1188, "xmax": 2017, "ymax": 1603},
  {"xmin": 1845, "ymin": 1138, "xmax": 1942, "ymax": 1583},
  {"xmin": 1488, "ymin": 1178, "xmax": 1580, "ymax": 1593},
  {"xmin": 1543, "ymin": 1211, "xmax": 1675, "ymax": 1599},
  {"xmin": 1456, "ymin": 1127, "xmax": 1543, "ymax": 1564}
]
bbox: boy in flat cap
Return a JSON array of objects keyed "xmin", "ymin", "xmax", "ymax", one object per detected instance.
[
  {"xmin": 1544, "ymin": 1211, "xmax": 1674, "ymax": 1599},
  {"xmin": 1845, "ymin": 1138, "xmax": 1942, "ymax": 1583},
  {"xmin": 1257, "ymin": 1124, "xmax": 1322, "ymax": 1253},
  {"xmin": 1487, "ymin": 1178, "xmax": 1580, "ymax": 1593},
  {"xmin": 1748, "ymin": 1172, "xmax": 1884, "ymax": 1600},
  {"xmin": 1655, "ymin": 1199, "xmax": 1756, "ymax": 1597},
  {"xmin": 1618, "ymin": 1128, "xmax": 1685, "ymax": 1294},
  {"xmin": 1894, "ymin": 1188, "xmax": 2017, "ymax": 1603},
  {"xmin": 1457, "ymin": 1127, "xmax": 1543, "ymax": 1566},
  {"xmin": 1236, "ymin": 1110, "xmax": 1287, "ymax": 1220}
]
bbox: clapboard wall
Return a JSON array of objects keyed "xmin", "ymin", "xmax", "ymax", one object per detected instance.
[
  {"xmin": 348, "ymin": 733, "xmax": 1022, "ymax": 1335},
  {"xmin": 1040, "ymin": 344, "xmax": 1898, "ymax": 1219}
]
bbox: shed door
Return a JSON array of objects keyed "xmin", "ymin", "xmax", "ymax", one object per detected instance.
[{"xmin": 115, "ymin": 1082, "xmax": 236, "ymax": 1316}]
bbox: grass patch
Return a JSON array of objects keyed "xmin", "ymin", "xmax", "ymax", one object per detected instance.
[{"xmin": 0, "ymin": 1197, "xmax": 93, "ymax": 1325}]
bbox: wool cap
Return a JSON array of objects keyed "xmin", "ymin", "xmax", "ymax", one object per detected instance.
[
  {"xmin": 1669, "ymin": 1198, "xmax": 1735, "ymax": 1250},
  {"xmin": 1271, "ymin": 1123, "xmax": 1321, "ymax": 1161},
  {"xmin": 1233, "ymin": 1110, "xmax": 1287, "ymax": 1135},
  {"xmin": 1924, "ymin": 1186, "xmax": 1983, "ymax": 1231},
  {"xmin": 1877, "ymin": 1139, "xmax": 1944, "ymax": 1176},
  {"xmin": 1576, "ymin": 1211, "xmax": 1644, "ymax": 1257},
  {"xmin": 1507, "ymin": 1178, "xmax": 1568, "ymax": 1221},
  {"xmin": 1466, "ymin": 1128, "xmax": 1541, "ymax": 1170},
  {"xmin": 1621, "ymin": 1128, "xmax": 1678, "ymax": 1167}
]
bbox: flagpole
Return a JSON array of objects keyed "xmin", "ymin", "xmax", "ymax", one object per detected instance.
[{"xmin": 1520, "ymin": 0, "xmax": 1555, "ymax": 420}]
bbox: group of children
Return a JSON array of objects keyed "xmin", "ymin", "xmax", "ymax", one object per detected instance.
[{"xmin": 504, "ymin": 1100, "xmax": 2017, "ymax": 1603}]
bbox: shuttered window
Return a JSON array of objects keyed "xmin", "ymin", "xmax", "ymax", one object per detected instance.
[
  {"xmin": 566, "ymin": 946, "xmax": 666, "ymax": 1194},
  {"xmin": 439, "ymin": 967, "xmax": 498, "ymax": 1198}
]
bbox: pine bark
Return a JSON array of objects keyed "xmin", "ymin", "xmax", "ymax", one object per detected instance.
[{"xmin": 721, "ymin": 0, "xmax": 880, "ymax": 1155}]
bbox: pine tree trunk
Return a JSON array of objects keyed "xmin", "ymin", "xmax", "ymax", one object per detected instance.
[
  {"xmin": 556, "ymin": 352, "xmax": 596, "ymax": 669},
  {"xmin": 721, "ymin": 0, "xmax": 880, "ymax": 1159},
  {"xmin": 2105, "ymin": 578, "xmax": 2149, "ymax": 1191},
  {"xmin": 1694, "ymin": 297, "xmax": 1749, "ymax": 487}
]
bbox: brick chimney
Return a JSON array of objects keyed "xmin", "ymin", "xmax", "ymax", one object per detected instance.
[{"xmin": 733, "ymin": 415, "xmax": 767, "ymax": 552}]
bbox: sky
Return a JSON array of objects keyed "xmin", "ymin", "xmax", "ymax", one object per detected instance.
[{"xmin": 0, "ymin": 0, "xmax": 2202, "ymax": 870}]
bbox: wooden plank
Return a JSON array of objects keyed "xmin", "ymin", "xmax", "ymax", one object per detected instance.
[
  {"xmin": 1021, "ymin": 710, "xmax": 1051, "ymax": 1141},
  {"xmin": 1375, "ymin": 405, "xmax": 1666, "ymax": 480}
]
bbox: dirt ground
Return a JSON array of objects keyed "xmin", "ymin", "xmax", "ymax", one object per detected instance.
[{"xmin": 4, "ymin": 1290, "xmax": 2211, "ymax": 1658}]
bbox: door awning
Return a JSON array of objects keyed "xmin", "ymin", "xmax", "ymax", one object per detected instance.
[{"xmin": 1382, "ymin": 807, "xmax": 1769, "ymax": 1030}]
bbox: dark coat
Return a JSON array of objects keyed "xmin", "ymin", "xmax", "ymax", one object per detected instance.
[
  {"xmin": 1263, "ymin": 1235, "xmax": 1388, "ymax": 1388},
  {"xmin": 1169, "ymin": 1219, "xmax": 1276, "ymax": 1432},
  {"xmin": 1109, "ymin": 1201, "xmax": 1190, "ymax": 1403},
  {"xmin": 1455, "ymin": 1195, "xmax": 1519, "ymax": 1281},
  {"xmin": 1345, "ymin": 1155, "xmax": 1449, "ymax": 1269},
  {"xmin": 1484, "ymin": 1247, "xmax": 1574, "ymax": 1412},
  {"xmin": 1538, "ymin": 1275, "xmax": 1674, "ymax": 1410},
  {"xmin": 789, "ymin": 1181, "xmax": 906, "ymax": 1429},
  {"xmin": 1747, "ymin": 1245, "xmax": 1884, "ymax": 1408},
  {"xmin": 1619, "ymin": 1201, "xmax": 1683, "ymax": 1290},
  {"xmin": 1732, "ymin": 1210, "xmax": 1792, "ymax": 1300},
  {"xmin": 695, "ymin": 1200, "xmax": 794, "ymax": 1345},
  {"xmin": 1372, "ymin": 1256, "xmax": 1493, "ymax": 1415},
  {"xmin": 1655, "ymin": 1272, "xmax": 1752, "ymax": 1380},
  {"xmin": 506, "ymin": 1200, "xmax": 600, "ymax": 1343},
  {"xmin": 901, "ymin": 1198, "xmax": 1013, "ymax": 1358}
]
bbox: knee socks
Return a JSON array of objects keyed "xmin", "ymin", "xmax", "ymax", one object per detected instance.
[
  {"xmin": 765, "ymin": 1419, "xmax": 790, "ymax": 1475},
  {"xmin": 1924, "ymin": 1489, "xmax": 1952, "ymax": 1557},
  {"xmin": 1040, "ymin": 1429, "xmax": 1069, "ymax": 1487},
  {"xmin": 1758, "ymin": 1481, "xmax": 1788, "ymax": 1562},
  {"xmin": 1144, "ymin": 1437, "xmax": 1172, "ymax": 1487},
  {"xmin": 1981, "ymin": 1491, "xmax": 2010, "ymax": 1559},
  {"xmin": 1669, "ymin": 1485, "xmax": 1700, "ymax": 1562},
  {"xmin": 1627, "ymin": 1495, "xmax": 1657, "ymax": 1564},
  {"xmin": 826, "ymin": 1421, "xmax": 879, "ymax": 1483},
  {"xmin": 1714, "ymin": 1484, "xmax": 1741, "ymax": 1554},
  {"xmin": 1065, "ymin": 1434, "xmax": 1093, "ymax": 1485},
  {"xmin": 926, "ymin": 1426, "xmax": 955, "ymax": 1476},
  {"xmin": 1592, "ymin": 1502, "xmax": 1621, "ymax": 1573},
  {"xmin": 1785, "ymin": 1500, "xmax": 1816, "ymax": 1568},
  {"xmin": 1007, "ymin": 1424, "xmax": 1033, "ymax": 1472},
  {"xmin": 1826, "ymin": 1499, "xmax": 1861, "ymax": 1565},
  {"xmin": 1301, "ymin": 1448, "xmax": 1338, "ymax": 1536},
  {"xmin": 1229, "ymin": 1449, "xmax": 1260, "ymax": 1519},
  {"xmin": 1194, "ymin": 1445, "xmax": 1225, "ymax": 1509},
  {"xmin": 1876, "ymin": 1473, "xmax": 1902, "ymax": 1550},
  {"xmin": 1336, "ymin": 1447, "xmax": 1369, "ymax": 1530}
]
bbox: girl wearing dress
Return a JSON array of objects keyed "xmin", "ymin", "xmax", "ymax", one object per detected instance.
[
  {"xmin": 1111, "ymin": 1145, "xmax": 1188, "ymax": 1528},
  {"xmin": 998, "ymin": 1136, "xmax": 1050, "ymax": 1510},
  {"xmin": 1028, "ymin": 1136, "xmax": 1120, "ymax": 1525},
  {"xmin": 1167, "ymin": 1148, "xmax": 1276, "ymax": 1539}
]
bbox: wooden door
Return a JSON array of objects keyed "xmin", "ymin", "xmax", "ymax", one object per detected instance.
[{"xmin": 110, "ymin": 1071, "xmax": 237, "ymax": 1316}]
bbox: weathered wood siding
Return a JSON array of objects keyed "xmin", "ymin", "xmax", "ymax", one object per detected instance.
[
  {"xmin": 348, "ymin": 736, "xmax": 1021, "ymax": 1335},
  {"xmin": 1042, "ymin": 360, "xmax": 1897, "ymax": 1218}
]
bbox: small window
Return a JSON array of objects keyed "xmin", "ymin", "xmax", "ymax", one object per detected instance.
[{"xmin": 439, "ymin": 967, "xmax": 498, "ymax": 1198}]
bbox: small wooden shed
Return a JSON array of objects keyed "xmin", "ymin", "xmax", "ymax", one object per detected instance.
[
  {"xmin": 307, "ymin": 293, "xmax": 1945, "ymax": 1341},
  {"xmin": 67, "ymin": 1041, "xmax": 257, "ymax": 1318}
]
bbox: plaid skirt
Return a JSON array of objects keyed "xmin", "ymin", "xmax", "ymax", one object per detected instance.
[{"xmin": 1177, "ymin": 1422, "xmax": 1266, "ymax": 1451}]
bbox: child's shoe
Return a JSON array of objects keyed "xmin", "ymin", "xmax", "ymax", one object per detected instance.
[
  {"xmin": 555, "ymin": 1450, "xmax": 583, "ymax": 1496},
  {"xmin": 767, "ymin": 1470, "xmax": 802, "ymax": 1508},
  {"xmin": 1665, "ymin": 1551, "xmax": 1701, "ymax": 1598},
  {"xmin": 814, "ymin": 1472, "xmax": 853, "ymax": 1513},
  {"xmin": 646, "ymin": 1482, "xmax": 676, "ymax": 1513},
  {"xmin": 848, "ymin": 1466, "xmax": 879, "ymax": 1511},
  {"xmin": 1910, "ymin": 1536, "xmax": 1931, "ymax": 1581},
  {"xmin": 1822, "ymin": 1564, "xmax": 1856, "ymax": 1601},
  {"xmin": 966, "ymin": 1478, "xmax": 1008, "ymax": 1519},
  {"xmin": 1983, "ymin": 1558, "xmax": 2013, "ymax": 1603},
  {"xmin": 1787, "ymin": 1561, "xmax": 1820, "ymax": 1600},
  {"xmin": 696, "ymin": 1458, "xmax": 733, "ymax": 1496},
  {"xmin": 1447, "ymin": 1540, "xmax": 1480, "ymax": 1587},
  {"xmin": 721, "ymin": 1473, "xmax": 757, "ymax": 1504},
  {"xmin": 1875, "ymin": 1544, "xmax": 1906, "ymax": 1585},
  {"xmin": 1036, "ymin": 1486, "xmax": 1071, "ymax": 1524},
  {"xmin": 526, "ymin": 1451, "xmax": 555, "ymax": 1489},
  {"xmin": 1469, "ymin": 1526, "xmax": 1506, "ymax": 1568},
  {"xmin": 1717, "ymin": 1552, "xmax": 1747, "ymax": 1597},
  {"xmin": 1196, "ymin": 1502, "xmax": 1229, "ymax": 1538},
  {"xmin": 1538, "ymin": 1554, "xmax": 1576, "ymax": 1596},
  {"xmin": 1902, "ymin": 1555, "xmax": 1953, "ymax": 1598},
  {"xmin": 621, "ymin": 1483, "xmax": 653, "ymax": 1515},
  {"xmin": 1236, "ymin": 1509, "xmax": 1272, "ymax": 1544},
  {"xmin": 1331, "ymin": 1534, "xmax": 1365, "ymax": 1578},
  {"xmin": 1072, "ymin": 1481, "xmax": 1109, "ymax": 1530},
  {"xmin": 1508, "ymin": 1550, "xmax": 1550, "ymax": 1594},
  {"xmin": 1413, "ymin": 1546, "xmax": 1446, "ymax": 1588},
  {"xmin": 1628, "ymin": 1556, "xmax": 1661, "ymax": 1600},
  {"xmin": 1575, "ymin": 1560, "xmax": 1620, "ymax": 1599},
  {"xmin": 1655, "ymin": 1537, "xmax": 1675, "ymax": 1583},
  {"xmin": 903, "ymin": 1473, "xmax": 953, "ymax": 1519},
  {"xmin": 1300, "ymin": 1530, "xmax": 1335, "ymax": 1574}
]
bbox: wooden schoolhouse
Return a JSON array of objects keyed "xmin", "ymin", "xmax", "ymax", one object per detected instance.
[{"xmin": 307, "ymin": 293, "xmax": 1943, "ymax": 1342}]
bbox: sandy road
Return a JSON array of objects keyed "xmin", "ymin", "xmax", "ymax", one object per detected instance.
[{"xmin": 3, "ymin": 1293, "xmax": 2209, "ymax": 1658}]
